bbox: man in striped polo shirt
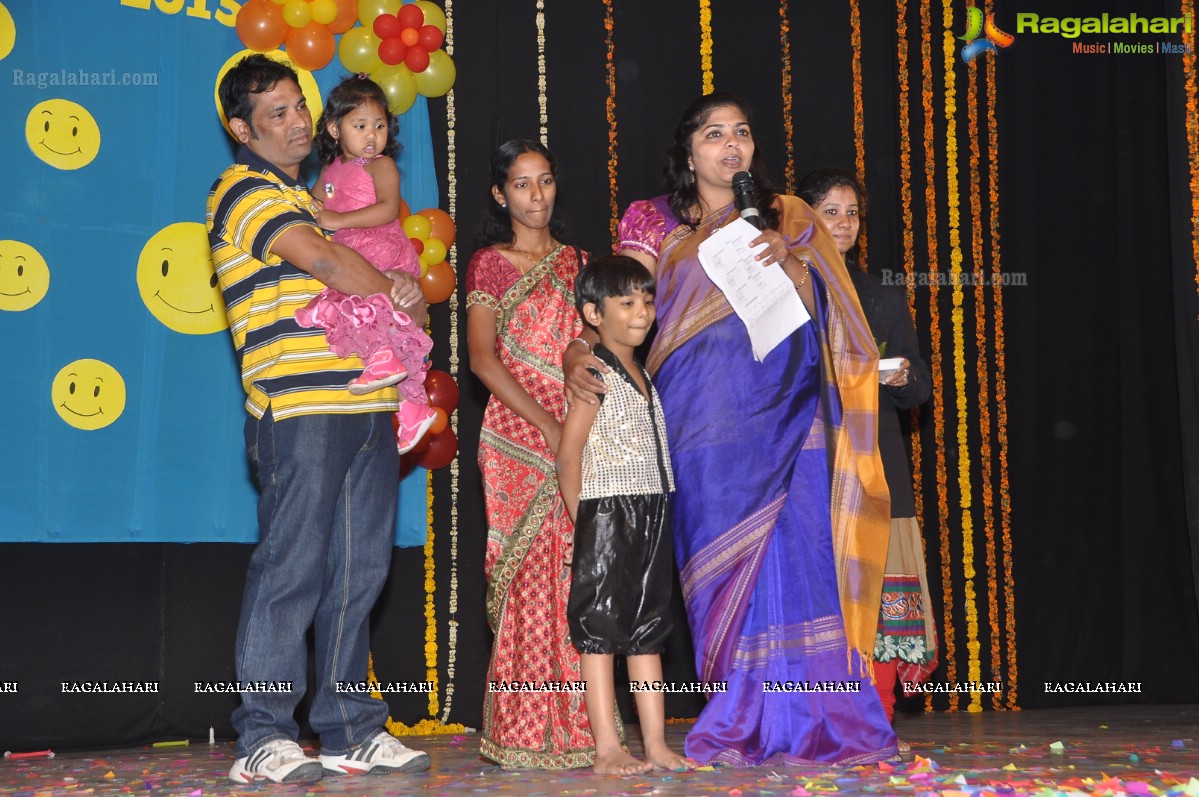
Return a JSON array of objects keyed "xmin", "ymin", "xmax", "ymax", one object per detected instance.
[{"xmin": 208, "ymin": 54, "xmax": 429, "ymax": 785}]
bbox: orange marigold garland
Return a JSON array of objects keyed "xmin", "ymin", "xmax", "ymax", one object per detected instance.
[
  {"xmin": 921, "ymin": 0, "xmax": 957, "ymax": 713},
  {"xmin": 699, "ymin": 0, "xmax": 714, "ymax": 94},
  {"xmin": 941, "ymin": 0, "xmax": 982, "ymax": 714},
  {"xmin": 1183, "ymin": 0, "xmax": 1199, "ymax": 305},
  {"xmin": 605, "ymin": 0, "xmax": 619, "ymax": 242},
  {"xmin": 780, "ymin": 0, "xmax": 795, "ymax": 193},
  {"xmin": 966, "ymin": 50, "xmax": 1001, "ymax": 711},
  {"xmin": 986, "ymin": 0, "xmax": 1018, "ymax": 711},
  {"xmin": 850, "ymin": 0, "xmax": 867, "ymax": 268}
]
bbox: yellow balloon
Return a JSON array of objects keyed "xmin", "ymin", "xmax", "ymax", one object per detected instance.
[
  {"xmin": 282, "ymin": 0, "xmax": 312, "ymax": 27},
  {"xmin": 137, "ymin": 222, "xmax": 229, "ymax": 335},
  {"xmin": 338, "ymin": 25, "xmax": 382, "ymax": 74},
  {"xmin": 372, "ymin": 63, "xmax": 417, "ymax": 115},
  {"xmin": 422, "ymin": 237, "xmax": 447, "ymax": 266},
  {"xmin": 413, "ymin": 0, "xmax": 445, "ymax": 34},
  {"xmin": 401, "ymin": 213, "xmax": 431, "ymax": 240},
  {"xmin": 0, "ymin": 1, "xmax": 15, "ymax": 62},
  {"xmin": 357, "ymin": 0, "xmax": 400, "ymax": 27},
  {"xmin": 0, "ymin": 239, "xmax": 50, "ymax": 312},
  {"xmin": 414, "ymin": 49, "xmax": 455, "ymax": 98},
  {"xmin": 25, "ymin": 99, "xmax": 101, "ymax": 170},
  {"xmin": 214, "ymin": 49, "xmax": 323, "ymax": 138},
  {"xmin": 51, "ymin": 359, "xmax": 127, "ymax": 431},
  {"xmin": 310, "ymin": 0, "xmax": 338, "ymax": 24}
]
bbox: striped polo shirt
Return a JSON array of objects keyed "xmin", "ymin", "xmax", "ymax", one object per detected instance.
[{"xmin": 206, "ymin": 145, "xmax": 397, "ymax": 420}]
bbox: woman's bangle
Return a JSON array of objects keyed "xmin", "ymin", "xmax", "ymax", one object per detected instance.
[
  {"xmin": 568, "ymin": 337, "xmax": 592, "ymax": 354},
  {"xmin": 794, "ymin": 259, "xmax": 811, "ymax": 290}
]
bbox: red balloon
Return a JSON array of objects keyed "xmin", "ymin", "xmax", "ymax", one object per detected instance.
[
  {"xmin": 236, "ymin": 0, "xmax": 287, "ymax": 51},
  {"xmin": 404, "ymin": 43, "xmax": 429, "ymax": 73},
  {"xmin": 285, "ymin": 23, "xmax": 336, "ymax": 71},
  {"xmin": 425, "ymin": 370, "xmax": 460, "ymax": 411},
  {"xmin": 399, "ymin": 449, "xmax": 421, "ymax": 479},
  {"xmin": 397, "ymin": 2, "xmax": 424, "ymax": 29},
  {"xmin": 409, "ymin": 237, "xmax": 424, "ymax": 255},
  {"xmin": 417, "ymin": 428, "xmax": 457, "ymax": 470},
  {"xmin": 378, "ymin": 36, "xmax": 407, "ymax": 65},
  {"xmin": 373, "ymin": 12, "xmax": 402, "ymax": 38},
  {"xmin": 327, "ymin": 0, "xmax": 359, "ymax": 34},
  {"xmin": 409, "ymin": 429, "xmax": 433, "ymax": 454},
  {"xmin": 419, "ymin": 259, "xmax": 455, "ymax": 303},
  {"xmin": 418, "ymin": 24, "xmax": 444, "ymax": 51}
]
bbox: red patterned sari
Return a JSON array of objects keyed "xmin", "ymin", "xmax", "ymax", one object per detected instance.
[{"xmin": 466, "ymin": 245, "xmax": 594, "ymax": 770}]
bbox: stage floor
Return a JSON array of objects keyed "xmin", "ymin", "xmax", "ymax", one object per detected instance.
[{"xmin": 3, "ymin": 705, "xmax": 1197, "ymax": 796}]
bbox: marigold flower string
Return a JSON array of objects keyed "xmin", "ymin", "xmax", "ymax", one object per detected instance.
[
  {"xmin": 941, "ymin": 0, "xmax": 983, "ymax": 713},
  {"xmin": 986, "ymin": 0, "xmax": 1018, "ymax": 710},
  {"xmin": 921, "ymin": 0, "xmax": 957, "ymax": 713},
  {"xmin": 850, "ymin": 0, "xmax": 868, "ymax": 267}
]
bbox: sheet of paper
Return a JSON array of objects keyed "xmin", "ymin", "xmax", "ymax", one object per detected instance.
[{"xmin": 697, "ymin": 218, "xmax": 810, "ymax": 361}]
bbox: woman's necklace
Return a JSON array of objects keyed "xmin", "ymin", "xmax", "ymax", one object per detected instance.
[{"xmin": 504, "ymin": 240, "xmax": 558, "ymax": 273}]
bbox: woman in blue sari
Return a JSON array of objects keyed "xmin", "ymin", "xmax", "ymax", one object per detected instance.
[{"xmin": 566, "ymin": 93, "xmax": 896, "ymax": 767}]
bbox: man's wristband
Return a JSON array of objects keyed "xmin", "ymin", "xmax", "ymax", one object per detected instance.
[{"xmin": 568, "ymin": 337, "xmax": 592, "ymax": 354}]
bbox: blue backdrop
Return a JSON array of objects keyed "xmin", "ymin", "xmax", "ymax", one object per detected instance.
[{"xmin": 0, "ymin": 1, "xmax": 435, "ymax": 545}]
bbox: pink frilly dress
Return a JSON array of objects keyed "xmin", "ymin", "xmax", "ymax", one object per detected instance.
[{"xmin": 295, "ymin": 156, "xmax": 431, "ymax": 402}]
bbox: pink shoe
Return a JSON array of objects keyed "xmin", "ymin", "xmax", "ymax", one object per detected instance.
[
  {"xmin": 348, "ymin": 350, "xmax": 408, "ymax": 395},
  {"xmin": 396, "ymin": 402, "xmax": 438, "ymax": 454}
]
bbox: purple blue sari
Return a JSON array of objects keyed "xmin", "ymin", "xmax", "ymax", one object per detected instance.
[{"xmin": 619, "ymin": 196, "xmax": 896, "ymax": 766}]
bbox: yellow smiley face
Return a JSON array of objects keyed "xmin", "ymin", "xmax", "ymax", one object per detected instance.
[
  {"xmin": 214, "ymin": 49, "xmax": 323, "ymax": 138},
  {"xmin": 0, "ymin": 2, "xmax": 15, "ymax": 62},
  {"xmin": 25, "ymin": 99, "xmax": 101, "ymax": 170},
  {"xmin": 0, "ymin": 239, "xmax": 50, "ymax": 311},
  {"xmin": 136, "ymin": 222, "xmax": 228, "ymax": 335},
  {"xmin": 51, "ymin": 359, "xmax": 127, "ymax": 431}
]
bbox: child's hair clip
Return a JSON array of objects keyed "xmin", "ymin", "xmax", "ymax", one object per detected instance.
[{"xmin": 356, "ymin": 72, "xmax": 368, "ymax": 79}]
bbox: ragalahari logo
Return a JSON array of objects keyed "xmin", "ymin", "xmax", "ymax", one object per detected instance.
[{"xmin": 960, "ymin": 7, "xmax": 1015, "ymax": 62}]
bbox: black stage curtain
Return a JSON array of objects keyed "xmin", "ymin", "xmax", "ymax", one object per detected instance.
[{"xmin": 3, "ymin": 0, "xmax": 1198, "ymax": 750}]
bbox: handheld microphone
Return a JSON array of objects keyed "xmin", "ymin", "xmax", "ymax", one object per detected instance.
[{"xmin": 732, "ymin": 171, "xmax": 764, "ymax": 230}]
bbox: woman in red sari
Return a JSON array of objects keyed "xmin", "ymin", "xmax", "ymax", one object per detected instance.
[{"xmin": 466, "ymin": 139, "xmax": 594, "ymax": 769}]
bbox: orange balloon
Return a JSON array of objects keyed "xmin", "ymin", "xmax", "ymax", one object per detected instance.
[
  {"xmin": 328, "ymin": 0, "xmax": 359, "ymax": 33},
  {"xmin": 397, "ymin": 198, "xmax": 411, "ymax": 221},
  {"xmin": 428, "ymin": 407, "xmax": 448, "ymax": 436},
  {"xmin": 417, "ymin": 207, "xmax": 455, "ymax": 248},
  {"xmin": 285, "ymin": 23, "xmax": 336, "ymax": 70},
  {"xmin": 419, "ymin": 259, "xmax": 455, "ymax": 303},
  {"xmin": 236, "ymin": 0, "xmax": 288, "ymax": 51}
]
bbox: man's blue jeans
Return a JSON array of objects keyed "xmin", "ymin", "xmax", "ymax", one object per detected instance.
[{"xmin": 232, "ymin": 409, "xmax": 398, "ymax": 758}]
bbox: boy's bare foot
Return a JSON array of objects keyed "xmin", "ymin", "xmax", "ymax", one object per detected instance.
[
  {"xmin": 897, "ymin": 738, "xmax": 911, "ymax": 754},
  {"xmin": 644, "ymin": 741, "xmax": 697, "ymax": 771},
  {"xmin": 593, "ymin": 748, "xmax": 652, "ymax": 776}
]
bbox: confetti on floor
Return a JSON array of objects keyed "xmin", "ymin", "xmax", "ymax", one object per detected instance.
[{"xmin": 1, "ymin": 705, "xmax": 1196, "ymax": 797}]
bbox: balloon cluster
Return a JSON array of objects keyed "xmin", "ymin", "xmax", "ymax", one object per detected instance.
[
  {"xmin": 338, "ymin": 0, "xmax": 456, "ymax": 115},
  {"xmin": 398, "ymin": 204, "xmax": 456, "ymax": 304},
  {"xmin": 236, "ymin": 0, "xmax": 357, "ymax": 71},
  {"xmin": 401, "ymin": 369, "xmax": 460, "ymax": 473}
]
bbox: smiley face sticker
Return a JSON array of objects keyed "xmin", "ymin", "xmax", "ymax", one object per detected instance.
[
  {"xmin": 136, "ymin": 222, "xmax": 227, "ymax": 335},
  {"xmin": 0, "ymin": 2, "xmax": 15, "ymax": 62},
  {"xmin": 25, "ymin": 98, "xmax": 101, "ymax": 170},
  {"xmin": 51, "ymin": 359, "xmax": 127, "ymax": 430},
  {"xmin": 0, "ymin": 239, "xmax": 50, "ymax": 311}
]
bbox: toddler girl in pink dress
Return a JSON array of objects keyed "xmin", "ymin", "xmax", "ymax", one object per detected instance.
[{"xmin": 295, "ymin": 75, "xmax": 438, "ymax": 453}]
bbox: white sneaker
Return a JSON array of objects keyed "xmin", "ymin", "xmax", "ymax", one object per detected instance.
[
  {"xmin": 227, "ymin": 739, "xmax": 323, "ymax": 784},
  {"xmin": 319, "ymin": 731, "xmax": 431, "ymax": 776}
]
